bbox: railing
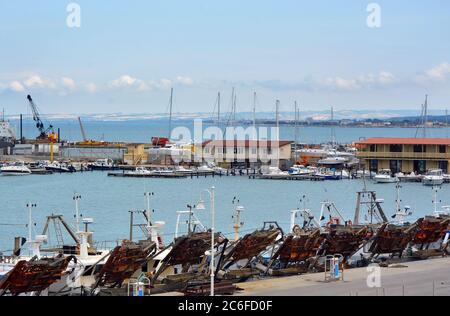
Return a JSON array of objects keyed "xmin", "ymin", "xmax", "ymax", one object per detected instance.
[{"xmin": 357, "ymin": 151, "xmax": 450, "ymax": 160}]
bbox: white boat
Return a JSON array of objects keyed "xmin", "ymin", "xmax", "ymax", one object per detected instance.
[
  {"xmin": 262, "ymin": 167, "xmax": 290, "ymax": 178},
  {"xmin": 196, "ymin": 165, "xmax": 214, "ymax": 173},
  {"xmin": 0, "ymin": 162, "xmax": 32, "ymax": 176},
  {"xmin": 374, "ymin": 169, "xmax": 398, "ymax": 183},
  {"xmin": 150, "ymin": 168, "xmax": 174, "ymax": 175},
  {"xmin": 88, "ymin": 159, "xmax": 117, "ymax": 171},
  {"xmin": 174, "ymin": 166, "xmax": 194, "ymax": 174},
  {"xmin": 45, "ymin": 161, "xmax": 76, "ymax": 173},
  {"xmin": 289, "ymin": 165, "xmax": 315, "ymax": 176},
  {"xmin": 126, "ymin": 167, "xmax": 153, "ymax": 175},
  {"xmin": 317, "ymin": 156, "xmax": 347, "ymax": 167},
  {"xmin": 423, "ymin": 169, "xmax": 445, "ymax": 186}
]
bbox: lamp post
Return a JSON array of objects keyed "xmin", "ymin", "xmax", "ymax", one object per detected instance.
[
  {"xmin": 197, "ymin": 186, "xmax": 216, "ymax": 296},
  {"xmin": 26, "ymin": 203, "xmax": 37, "ymax": 242},
  {"xmin": 73, "ymin": 194, "xmax": 81, "ymax": 232}
]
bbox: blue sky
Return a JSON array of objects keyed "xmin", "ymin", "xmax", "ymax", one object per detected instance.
[{"xmin": 0, "ymin": 0, "xmax": 449, "ymax": 114}]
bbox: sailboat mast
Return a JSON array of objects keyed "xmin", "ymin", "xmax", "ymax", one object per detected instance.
[
  {"xmin": 423, "ymin": 94, "xmax": 428, "ymax": 138},
  {"xmin": 330, "ymin": 106, "xmax": 336, "ymax": 146},
  {"xmin": 294, "ymin": 101, "xmax": 299, "ymax": 146},
  {"xmin": 275, "ymin": 100, "xmax": 280, "ymax": 129},
  {"xmin": 217, "ymin": 92, "xmax": 221, "ymax": 126},
  {"xmin": 446, "ymin": 109, "xmax": 449, "ymax": 138},
  {"xmin": 168, "ymin": 87, "xmax": 174, "ymax": 139},
  {"xmin": 253, "ymin": 92, "xmax": 257, "ymax": 130}
]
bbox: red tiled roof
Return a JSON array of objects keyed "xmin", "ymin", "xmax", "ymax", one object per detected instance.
[
  {"xmin": 201, "ymin": 140, "xmax": 293, "ymax": 148},
  {"xmin": 355, "ymin": 138, "xmax": 450, "ymax": 146}
]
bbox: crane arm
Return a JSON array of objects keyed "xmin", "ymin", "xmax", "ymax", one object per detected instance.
[
  {"xmin": 27, "ymin": 95, "xmax": 45, "ymax": 133},
  {"xmin": 78, "ymin": 117, "xmax": 88, "ymax": 142}
]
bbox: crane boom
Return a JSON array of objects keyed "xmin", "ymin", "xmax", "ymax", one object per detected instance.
[
  {"xmin": 78, "ymin": 117, "xmax": 88, "ymax": 142},
  {"xmin": 27, "ymin": 95, "xmax": 53, "ymax": 140}
]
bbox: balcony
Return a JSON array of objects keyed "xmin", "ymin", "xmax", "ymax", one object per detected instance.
[{"xmin": 357, "ymin": 151, "xmax": 450, "ymax": 160}]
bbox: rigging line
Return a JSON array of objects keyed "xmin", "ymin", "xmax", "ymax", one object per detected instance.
[{"xmin": 0, "ymin": 223, "xmax": 26, "ymax": 227}]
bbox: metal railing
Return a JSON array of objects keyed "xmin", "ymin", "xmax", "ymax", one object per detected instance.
[{"xmin": 357, "ymin": 151, "xmax": 450, "ymax": 160}]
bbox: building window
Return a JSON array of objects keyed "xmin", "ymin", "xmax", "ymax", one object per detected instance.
[
  {"xmin": 370, "ymin": 144, "xmax": 377, "ymax": 152},
  {"xmin": 414, "ymin": 160, "xmax": 426, "ymax": 173},
  {"xmin": 413, "ymin": 145, "xmax": 426, "ymax": 153},
  {"xmin": 390, "ymin": 160, "xmax": 402, "ymax": 173},
  {"xmin": 439, "ymin": 145, "xmax": 446, "ymax": 154},
  {"xmin": 369, "ymin": 159, "xmax": 378, "ymax": 172},
  {"xmin": 438, "ymin": 161, "xmax": 448, "ymax": 173},
  {"xmin": 389, "ymin": 144, "xmax": 402, "ymax": 153}
]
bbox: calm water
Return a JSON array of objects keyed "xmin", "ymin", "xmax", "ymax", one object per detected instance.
[
  {"xmin": 12, "ymin": 119, "xmax": 450, "ymax": 144},
  {"xmin": 0, "ymin": 171, "xmax": 449, "ymax": 252}
]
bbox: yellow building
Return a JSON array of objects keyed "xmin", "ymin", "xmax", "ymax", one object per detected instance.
[
  {"xmin": 124, "ymin": 143, "xmax": 148, "ymax": 165},
  {"xmin": 356, "ymin": 138, "xmax": 450, "ymax": 173}
]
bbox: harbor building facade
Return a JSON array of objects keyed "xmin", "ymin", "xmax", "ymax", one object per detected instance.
[
  {"xmin": 356, "ymin": 138, "xmax": 450, "ymax": 173},
  {"xmin": 200, "ymin": 140, "xmax": 293, "ymax": 169}
]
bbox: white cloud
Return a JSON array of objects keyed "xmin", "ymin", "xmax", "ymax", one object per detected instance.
[
  {"xmin": 9, "ymin": 81, "xmax": 25, "ymax": 92},
  {"xmin": 85, "ymin": 83, "xmax": 97, "ymax": 93},
  {"xmin": 176, "ymin": 76, "xmax": 194, "ymax": 86},
  {"xmin": 415, "ymin": 62, "xmax": 450, "ymax": 84},
  {"xmin": 61, "ymin": 77, "xmax": 76, "ymax": 90},
  {"xmin": 111, "ymin": 75, "xmax": 149, "ymax": 91},
  {"xmin": 322, "ymin": 71, "xmax": 396, "ymax": 91}
]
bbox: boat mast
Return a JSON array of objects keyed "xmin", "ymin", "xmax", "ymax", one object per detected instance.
[
  {"xmin": 446, "ymin": 109, "xmax": 448, "ymax": 138},
  {"xmin": 217, "ymin": 92, "xmax": 221, "ymax": 126},
  {"xmin": 253, "ymin": 92, "xmax": 257, "ymax": 130},
  {"xmin": 294, "ymin": 101, "xmax": 299, "ymax": 147},
  {"xmin": 423, "ymin": 94, "xmax": 428, "ymax": 138},
  {"xmin": 330, "ymin": 106, "xmax": 336, "ymax": 146},
  {"xmin": 168, "ymin": 87, "xmax": 174, "ymax": 139}
]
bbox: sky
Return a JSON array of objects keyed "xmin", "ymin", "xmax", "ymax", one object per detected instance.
[{"xmin": 0, "ymin": 0, "xmax": 450, "ymax": 115}]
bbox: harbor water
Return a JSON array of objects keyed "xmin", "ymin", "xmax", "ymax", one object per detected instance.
[{"xmin": 0, "ymin": 170, "xmax": 449, "ymax": 252}]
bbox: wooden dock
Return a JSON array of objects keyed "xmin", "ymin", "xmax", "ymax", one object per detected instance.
[
  {"xmin": 249, "ymin": 174, "xmax": 325, "ymax": 181},
  {"xmin": 107, "ymin": 172, "xmax": 188, "ymax": 179}
]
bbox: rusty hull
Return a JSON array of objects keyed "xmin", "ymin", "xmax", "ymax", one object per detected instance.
[
  {"xmin": 0, "ymin": 255, "xmax": 74, "ymax": 296},
  {"xmin": 368, "ymin": 223, "xmax": 417, "ymax": 257},
  {"xmin": 94, "ymin": 240, "xmax": 155, "ymax": 289},
  {"xmin": 413, "ymin": 217, "xmax": 450, "ymax": 245},
  {"xmin": 318, "ymin": 225, "xmax": 369, "ymax": 259},
  {"xmin": 164, "ymin": 232, "xmax": 221, "ymax": 266},
  {"xmin": 224, "ymin": 229, "xmax": 281, "ymax": 264},
  {"xmin": 271, "ymin": 229, "xmax": 324, "ymax": 265}
]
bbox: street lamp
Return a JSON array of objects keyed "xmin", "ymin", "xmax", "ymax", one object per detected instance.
[{"xmin": 198, "ymin": 186, "xmax": 215, "ymax": 296}]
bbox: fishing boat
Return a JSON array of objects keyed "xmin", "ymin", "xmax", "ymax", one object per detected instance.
[
  {"xmin": 422, "ymin": 169, "xmax": 444, "ymax": 186},
  {"xmin": 0, "ymin": 162, "xmax": 32, "ymax": 176},
  {"xmin": 374, "ymin": 169, "xmax": 398, "ymax": 183}
]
